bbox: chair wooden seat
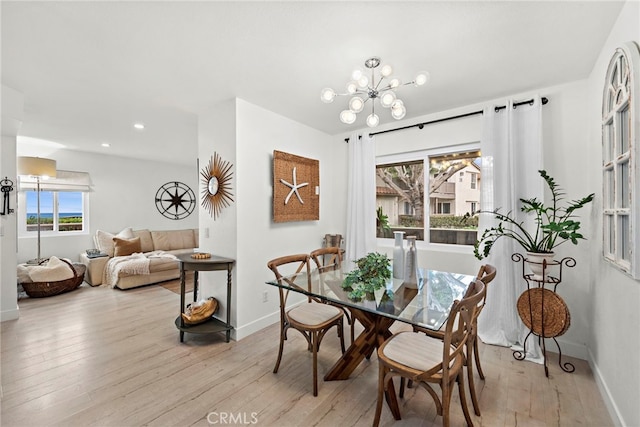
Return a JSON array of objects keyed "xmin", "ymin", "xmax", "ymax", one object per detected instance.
[
  {"xmin": 404, "ymin": 264, "xmax": 496, "ymax": 416},
  {"xmin": 267, "ymin": 253, "xmax": 345, "ymax": 397},
  {"xmin": 374, "ymin": 279, "xmax": 486, "ymax": 427},
  {"xmin": 287, "ymin": 302, "xmax": 343, "ymax": 326},
  {"xmin": 310, "ymin": 247, "xmax": 356, "ymax": 344},
  {"xmin": 380, "ymin": 331, "xmax": 454, "ymax": 371}
]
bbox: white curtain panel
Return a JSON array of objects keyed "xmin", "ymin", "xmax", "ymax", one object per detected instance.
[
  {"xmin": 477, "ymin": 95, "xmax": 544, "ymax": 363},
  {"xmin": 345, "ymin": 132, "xmax": 377, "ymax": 272}
]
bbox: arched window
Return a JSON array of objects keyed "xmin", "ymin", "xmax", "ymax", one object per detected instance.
[{"xmin": 602, "ymin": 42, "xmax": 640, "ymax": 279}]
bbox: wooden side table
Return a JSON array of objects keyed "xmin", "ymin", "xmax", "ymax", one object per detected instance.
[{"xmin": 174, "ymin": 253, "xmax": 235, "ymax": 343}]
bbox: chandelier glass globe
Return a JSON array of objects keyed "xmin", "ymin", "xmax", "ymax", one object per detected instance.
[
  {"xmin": 366, "ymin": 113, "xmax": 380, "ymax": 128},
  {"xmin": 340, "ymin": 109, "xmax": 357, "ymax": 124},
  {"xmin": 349, "ymin": 97, "xmax": 365, "ymax": 113}
]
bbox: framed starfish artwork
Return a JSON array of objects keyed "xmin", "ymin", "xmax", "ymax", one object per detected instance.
[{"xmin": 273, "ymin": 150, "xmax": 319, "ymax": 223}]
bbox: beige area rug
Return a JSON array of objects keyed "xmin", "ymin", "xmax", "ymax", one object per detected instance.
[{"xmin": 159, "ymin": 272, "xmax": 195, "ymax": 295}]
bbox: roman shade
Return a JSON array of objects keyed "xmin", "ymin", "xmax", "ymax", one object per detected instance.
[{"xmin": 19, "ymin": 170, "xmax": 92, "ymax": 192}]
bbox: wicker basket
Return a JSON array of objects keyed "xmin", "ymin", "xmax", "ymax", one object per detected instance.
[
  {"xmin": 517, "ymin": 288, "xmax": 570, "ymax": 338},
  {"xmin": 21, "ymin": 259, "xmax": 84, "ymax": 298}
]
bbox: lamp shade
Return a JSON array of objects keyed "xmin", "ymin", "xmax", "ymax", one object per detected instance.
[{"xmin": 17, "ymin": 157, "xmax": 57, "ymax": 179}]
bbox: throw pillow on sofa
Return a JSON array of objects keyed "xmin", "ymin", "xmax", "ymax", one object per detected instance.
[
  {"xmin": 113, "ymin": 237, "xmax": 142, "ymax": 257},
  {"xmin": 95, "ymin": 228, "xmax": 134, "ymax": 257}
]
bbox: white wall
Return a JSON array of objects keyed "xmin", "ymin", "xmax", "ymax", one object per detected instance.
[
  {"xmin": 14, "ymin": 149, "xmax": 199, "ymax": 263},
  {"xmin": 1, "ymin": 85, "xmax": 23, "ymax": 321},
  {"xmin": 197, "ymin": 98, "xmax": 239, "ymax": 332},
  {"xmin": 585, "ymin": 1, "xmax": 639, "ymax": 426},
  {"xmin": 197, "ymin": 98, "xmax": 346, "ymax": 340}
]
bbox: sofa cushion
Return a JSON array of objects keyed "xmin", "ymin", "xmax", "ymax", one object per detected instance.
[
  {"xmin": 148, "ymin": 257, "xmax": 180, "ymax": 273},
  {"xmin": 133, "ymin": 229, "xmax": 154, "ymax": 253},
  {"xmin": 113, "ymin": 237, "xmax": 142, "ymax": 257},
  {"xmin": 95, "ymin": 228, "xmax": 134, "ymax": 257},
  {"xmin": 151, "ymin": 229, "xmax": 196, "ymax": 251}
]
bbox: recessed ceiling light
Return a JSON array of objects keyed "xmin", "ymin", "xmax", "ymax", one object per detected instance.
[
  {"xmin": 133, "ymin": 123, "xmax": 145, "ymax": 130},
  {"xmin": 101, "ymin": 143, "xmax": 110, "ymax": 147}
]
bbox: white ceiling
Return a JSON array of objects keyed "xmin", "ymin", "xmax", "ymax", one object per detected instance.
[{"xmin": 2, "ymin": 1, "xmax": 625, "ymax": 165}]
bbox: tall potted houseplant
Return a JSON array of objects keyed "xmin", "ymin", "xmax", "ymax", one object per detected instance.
[{"xmin": 474, "ymin": 170, "xmax": 594, "ymax": 279}]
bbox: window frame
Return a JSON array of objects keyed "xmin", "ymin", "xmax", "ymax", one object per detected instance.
[
  {"xmin": 18, "ymin": 190, "xmax": 90, "ymax": 238},
  {"xmin": 470, "ymin": 172, "xmax": 478, "ymax": 189},
  {"xmin": 376, "ymin": 141, "xmax": 480, "ymax": 253},
  {"xmin": 602, "ymin": 41, "xmax": 640, "ymax": 279}
]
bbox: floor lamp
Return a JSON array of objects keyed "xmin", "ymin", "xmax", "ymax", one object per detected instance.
[{"xmin": 17, "ymin": 156, "xmax": 57, "ymax": 265}]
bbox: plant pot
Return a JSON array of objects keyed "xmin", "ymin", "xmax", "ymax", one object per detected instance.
[{"xmin": 526, "ymin": 252, "xmax": 555, "ymax": 281}]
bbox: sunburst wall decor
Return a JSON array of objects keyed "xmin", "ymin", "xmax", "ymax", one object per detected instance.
[{"xmin": 200, "ymin": 152, "xmax": 234, "ymax": 219}]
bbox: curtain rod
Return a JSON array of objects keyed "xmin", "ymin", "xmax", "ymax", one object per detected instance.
[{"xmin": 344, "ymin": 96, "xmax": 548, "ymax": 142}]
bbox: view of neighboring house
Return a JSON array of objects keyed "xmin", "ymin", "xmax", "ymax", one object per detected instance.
[
  {"xmin": 430, "ymin": 162, "xmax": 480, "ymax": 216},
  {"xmin": 376, "ymin": 154, "xmax": 481, "ymax": 242}
]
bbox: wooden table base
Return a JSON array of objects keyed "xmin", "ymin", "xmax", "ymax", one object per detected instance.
[{"xmin": 324, "ymin": 307, "xmax": 401, "ymax": 419}]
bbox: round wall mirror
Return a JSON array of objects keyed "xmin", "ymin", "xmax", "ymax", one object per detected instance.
[
  {"xmin": 200, "ymin": 152, "xmax": 234, "ymax": 219},
  {"xmin": 208, "ymin": 177, "xmax": 219, "ymax": 195}
]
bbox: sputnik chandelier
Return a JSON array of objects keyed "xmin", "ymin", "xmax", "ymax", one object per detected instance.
[{"xmin": 320, "ymin": 56, "xmax": 429, "ymax": 127}]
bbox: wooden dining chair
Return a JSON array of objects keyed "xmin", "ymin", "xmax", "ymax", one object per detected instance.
[
  {"xmin": 373, "ymin": 279, "xmax": 486, "ymax": 427},
  {"xmin": 309, "ymin": 247, "xmax": 355, "ymax": 344},
  {"xmin": 402, "ymin": 264, "xmax": 497, "ymax": 416},
  {"xmin": 267, "ymin": 254, "xmax": 345, "ymax": 396}
]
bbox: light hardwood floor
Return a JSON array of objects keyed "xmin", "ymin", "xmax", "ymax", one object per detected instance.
[{"xmin": 1, "ymin": 282, "xmax": 613, "ymax": 427}]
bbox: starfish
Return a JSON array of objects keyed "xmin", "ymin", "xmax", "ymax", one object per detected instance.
[{"xmin": 280, "ymin": 167, "xmax": 308, "ymax": 205}]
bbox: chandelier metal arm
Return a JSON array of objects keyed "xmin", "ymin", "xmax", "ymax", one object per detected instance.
[
  {"xmin": 334, "ymin": 89, "xmax": 367, "ymax": 97},
  {"xmin": 374, "ymin": 76, "xmax": 385, "ymax": 91}
]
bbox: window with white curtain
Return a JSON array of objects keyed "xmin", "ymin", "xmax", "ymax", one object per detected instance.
[
  {"xmin": 602, "ymin": 42, "xmax": 640, "ymax": 279},
  {"xmin": 18, "ymin": 170, "xmax": 91, "ymax": 237}
]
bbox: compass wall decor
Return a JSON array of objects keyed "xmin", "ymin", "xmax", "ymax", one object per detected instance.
[
  {"xmin": 155, "ymin": 181, "xmax": 196, "ymax": 220},
  {"xmin": 273, "ymin": 150, "xmax": 319, "ymax": 223},
  {"xmin": 200, "ymin": 152, "xmax": 234, "ymax": 219}
]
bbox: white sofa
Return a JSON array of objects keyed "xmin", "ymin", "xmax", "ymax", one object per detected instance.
[{"xmin": 79, "ymin": 228, "xmax": 198, "ymax": 289}]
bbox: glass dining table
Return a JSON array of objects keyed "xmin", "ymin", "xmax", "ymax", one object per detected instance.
[{"xmin": 265, "ymin": 267, "xmax": 474, "ymax": 382}]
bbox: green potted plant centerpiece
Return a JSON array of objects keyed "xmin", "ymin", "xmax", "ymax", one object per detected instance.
[
  {"xmin": 342, "ymin": 252, "xmax": 391, "ymax": 301},
  {"xmin": 474, "ymin": 170, "xmax": 594, "ymax": 279}
]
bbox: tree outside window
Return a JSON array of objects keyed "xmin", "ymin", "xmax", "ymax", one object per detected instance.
[{"xmin": 375, "ymin": 149, "xmax": 481, "ymax": 245}]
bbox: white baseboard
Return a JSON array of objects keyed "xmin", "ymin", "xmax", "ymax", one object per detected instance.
[
  {"xmin": 548, "ymin": 336, "xmax": 588, "ymax": 360},
  {"xmin": 587, "ymin": 348, "xmax": 625, "ymax": 427},
  {"xmin": 232, "ymin": 310, "xmax": 280, "ymax": 341},
  {"xmin": 232, "ymin": 300, "xmax": 307, "ymax": 341},
  {"xmin": 0, "ymin": 307, "xmax": 19, "ymax": 322}
]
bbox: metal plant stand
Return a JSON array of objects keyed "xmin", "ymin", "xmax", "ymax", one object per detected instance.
[{"xmin": 512, "ymin": 253, "xmax": 575, "ymax": 377}]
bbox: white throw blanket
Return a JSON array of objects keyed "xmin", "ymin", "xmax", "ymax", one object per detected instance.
[
  {"xmin": 102, "ymin": 251, "xmax": 179, "ymax": 288},
  {"xmin": 146, "ymin": 250, "xmax": 179, "ymax": 260},
  {"xmin": 103, "ymin": 253, "xmax": 150, "ymax": 288},
  {"xmin": 26, "ymin": 256, "xmax": 74, "ymax": 282}
]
